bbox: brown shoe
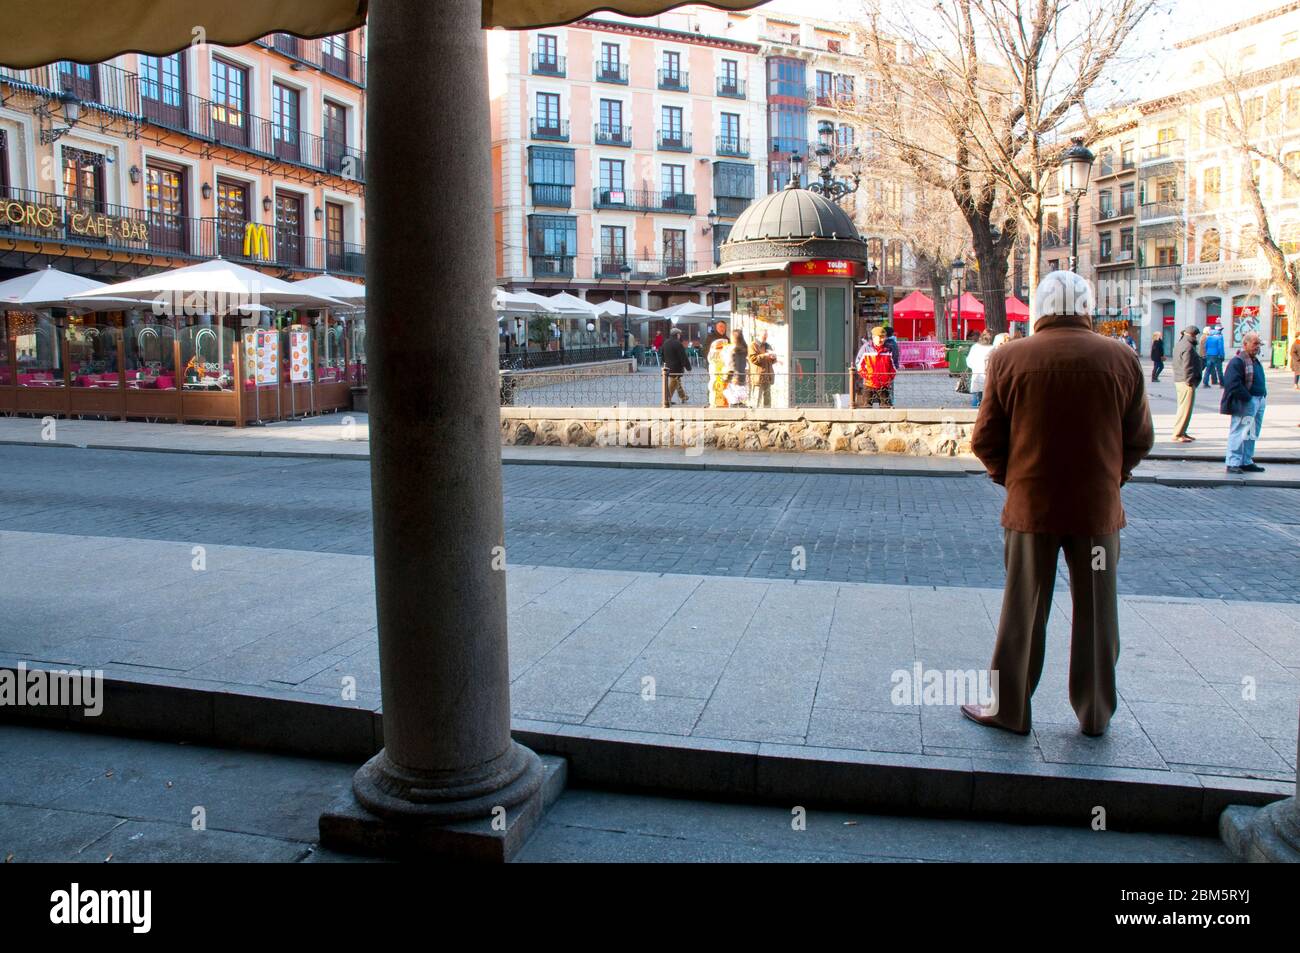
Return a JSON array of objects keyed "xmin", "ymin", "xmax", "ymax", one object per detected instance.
[
  {"xmin": 1080, "ymin": 723, "xmax": 1108, "ymax": 738},
  {"xmin": 960, "ymin": 703, "xmax": 1030, "ymax": 736}
]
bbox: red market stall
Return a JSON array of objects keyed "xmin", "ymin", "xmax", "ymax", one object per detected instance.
[
  {"xmin": 1005, "ymin": 296, "xmax": 1029, "ymax": 330},
  {"xmin": 945, "ymin": 292, "xmax": 986, "ymax": 338},
  {"xmin": 891, "ymin": 290, "xmax": 937, "ymax": 340}
]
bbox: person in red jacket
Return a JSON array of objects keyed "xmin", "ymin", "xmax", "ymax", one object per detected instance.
[{"xmin": 856, "ymin": 325, "xmax": 897, "ymax": 407}]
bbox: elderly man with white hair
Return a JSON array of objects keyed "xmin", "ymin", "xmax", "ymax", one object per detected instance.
[{"xmin": 965, "ymin": 271, "xmax": 1154, "ymax": 738}]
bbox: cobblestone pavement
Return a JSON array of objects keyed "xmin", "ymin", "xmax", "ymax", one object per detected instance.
[{"xmin": 0, "ymin": 445, "xmax": 1296, "ymax": 601}]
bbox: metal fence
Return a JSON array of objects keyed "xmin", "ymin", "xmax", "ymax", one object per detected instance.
[{"xmin": 499, "ymin": 368, "xmax": 975, "ymax": 410}]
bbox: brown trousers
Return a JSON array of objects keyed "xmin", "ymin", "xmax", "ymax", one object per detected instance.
[
  {"xmin": 1173, "ymin": 381, "xmax": 1196, "ymax": 438},
  {"xmin": 666, "ymin": 374, "xmax": 689, "ymax": 403},
  {"xmin": 987, "ymin": 529, "xmax": 1121, "ymax": 734}
]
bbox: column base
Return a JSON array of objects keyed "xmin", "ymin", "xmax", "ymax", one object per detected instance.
[
  {"xmin": 1220, "ymin": 799, "xmax": 1300, "ymax": 863},
  {"xmin": 319, "ymin": 746, "xmax": 562, "ymax": 862}
]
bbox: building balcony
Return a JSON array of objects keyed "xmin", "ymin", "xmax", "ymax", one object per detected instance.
[
  {"xmin": 1096, "ymin": 249, "xmax": 1135, "ymax": 268},
  {"xmin": 593, "ymin": 123, "xmax": 632, "ymax": 147},
  {"xmin": 0, "ymin": 186, "xmax": 365, "ymax": 275},
  {"xmin": 1140, "ymin": 264, "xmax": 1180, "ymax": 287},
  {"xmin": 595, "ymin": 62, "xmax": 629, "ymax": 84},
  {"xmin": 715, "ymin": 195, "xmax": 753, "ymax": 218},
  {"xmin": 658, "ymin": 69, "xmax": 688, "ymax": 91},
  {"xmin": 530, "ymin": 184, "xmax": 572, "ymax": 208},
  {"xmin": 255, "ymin": 33, "xmax": 367, "ymax": 86},
  {"xmin": 1140, "ymin": 140, "xmax": 1184, "ymax": 165},
  {"xmin": 716, "ymin": 135, "xmax": 750, "ymax": 158},
  {"xmin": 592, "ymin": 188, "xmax": 696, "ymax": 214},
  {"xmin": 1139, "ymin": 199, "xmax": 1182, "ymax": 222},
  {"xmin": 1042, "ymin": 229, "xmax": 1088, "ymax": 250},
  {"xmin": 716, "ymin": 76, "xmax": 746, "ymax": 99},
  {"xmin": 531, "ymin": 53, "xmax": 566, "ymax": 77},
  {"xmin": 531, "ymin": 254, "xmax": 575, "ymax": 278},
  {"xmin": 1181, "ymin": 258, "xmax": 1269, "ymax": 286},
  {"xmin": 1095, "ymin": 203, "xmax": 1135, "ymax": 223},
  {"xmin": 592, "ymin": 257, "xmax": 690, "ymax": 280},
  {"xmin": 530, "ymin": 118, "xmax": 570, "ymax": 142},
  {"xmin": 657, "ymin": 130, "xmax": 692, "ymax": 152},
  {"xmin": 0, "ymin": 62, "xmax": 367, "ymax": 182}
]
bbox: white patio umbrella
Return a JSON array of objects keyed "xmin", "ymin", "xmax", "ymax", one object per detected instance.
[
  {"xmin": 0, "ymin": 266, "xmax": 140, "ymax": 311},
  {"xmin": 656, "ymin": 301, "xmax": 713, "ymax": 321},
  {"xmin": 592, "ymin": 298, "xmax": 656, "ymax": 318},
  {"xmin": 535, "ymin": 291, "xmax": 600, "ymax": 315},
  {"xmin": 293, "ymin": 274, "xmax": 366, "ymax": 309},
  {"xmin": 492, "ymin": 288, "xmax": 560, "ymax": 314},
  {"xmin": 67, "ymin": 258, "xmax": 346, "ymax": 313}
]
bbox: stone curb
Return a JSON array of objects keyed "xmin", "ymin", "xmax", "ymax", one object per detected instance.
[
  {"xmin": 2, "ymin": 661, "xmax": 1287, "ymax": 835},
  {"xmin": 3, "ymin": 437, "xmax": 1298, "ymax": 487}
]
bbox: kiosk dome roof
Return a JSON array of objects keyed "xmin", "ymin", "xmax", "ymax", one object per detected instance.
[{"xmin": 727, "ymin": 186, "xmax": 861, "ymax": 243}]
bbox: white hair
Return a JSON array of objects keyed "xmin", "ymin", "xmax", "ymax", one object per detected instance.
[{"xmin": 1034, "ymin": 270, "xmax": 1093, "ymax": 320}]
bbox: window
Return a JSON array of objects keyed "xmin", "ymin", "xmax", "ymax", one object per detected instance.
[
  {"xmin": 535, "ymin": 92, "xmax": 562, "ymax": 136},
  {"xmin": 769, "ymin": 103, "xmax": 806, "ymax": 154},
  {"xmin": 599, "ymin": 42, "xmax": 622, "ymax": 81},
  {"xmin": 325, "ymin": 202, "xmax": 346, "ymax": 270},
  {"xmin": 1099, "ymin": 231, "xmax": 1113, "ymax": 262},
  {"xmin": 598, "ymin": 99, "xmax": 624, "ymax": 141},
  {"xmin": 720, "ymin": 58, "xmax": 739, "ymax": 94},
  {"xmin": 768, "ymin": 57, "xmax": 806, "ymax": 99},
  {"xmin": 815, "ymin": 70, "xmax": 833, "ymax": 104},
  {"xmin": 321, "ymin": 33, "xmax": 351, "ymax": 78},
  {"xmin": 1201, "ymin": 227, "xmax": 1220, "ymax": 262},
  {"xmin": 140, "ymin": 53, "xmax": 184, "ymax": 126},
  {"xmin": 663, "ymin": 228, "xmax": 686, "ymax": 274},
  {"xmin": 662, "ymin": 163, "xmax": 685, "ymax": 196},
  {"xmin": 1203, "ymin": 167, "xmax": 1221, "ymax": 205},
  {"xmin": 1120, "ymin": 140, "xmax": 1134, "ymax": 168},
  {"xmin": 598, "ymin": 158, "xmax": 625, "ymax": 194},
  {"xmin": 537, "ymin": 34, "xmax": 558, "ymax": 67},
  {"xmin": 1288, "ymin": 88, "xmax": 1300, "ymax": 128},
  {"xmin": 1120, "ymin": 228, "xmax": 1134, "ymax": 254},
  {"xmin": 1280, "ymin": 221, "xmax": 1300, "ymax": 255},
  {"xmin": 1098, "ymin": 189, "xmax": 1114, "ymax": 218},
  {"xmin": 528, "ymin": 146, "xmax": 574, "ymax": 206},
  {"xmin": 713, "ymin": 160, "xmax": 754, "ymax": 216},
  {"xmin": 661, "ymin": 105, "xmax": 684, "ymax": 146},
  {"xmin": 58, "ymin": 62, "xmax": 98, "ymax": 101},
  {"xmin": 210, "ymin": 58, "xmax": 248, "ymax": 144},
  {"xmin": 1284, "ymin": 151, "xmax": 1300, "ymax": 198},
  {"xmin": 274, "ymin": 192, "xmax": 304, "ymax": 266},
  {"xmin": 1156, "ymin": 239, "xmax": 1177, "ymax": 266},
  {"xmin": 720, "ymin": 112, "xmax": 740, "ymax": 151},
  {"xmin": 215, "ymin": 178, "xmax": 249, "ymax": 257},
  {"xmin": 662, "ymin": 50, "xmax": 681, "ymax": 82},
  {"xmin": 1205, "ymin": 107, "xmax": 1224, "ymax": 141},
  {"xmin": 528, "ymin": 214, "xmax": 577, "ymax": 275},
  {"xmin": 600, "ymin": 225, "xmax": 626, "ymax": 270},
  {"xmin": 836, "ymin": 124, "xmax": 854, "ymax": 150},
  {"xmin": 1156, "ymin": 177, "xmax": 1176, "ymax": 203},
  {"xmin": 835, "ymin": 74, "xmax": 854, "ymax": 102},
  {"xmin": 62, "ymin": 147, "xmax": 104, "ymax": 215},
  {"xmin": 271, "ymin": 82, "xmax": 301, "ymax": 159},
  {"xmin": 145, "ymin": 162, "xmax": 186, "ymax": 253},
  {"xmin": 1243, "ymin": 97, "xmax": 1264, "ymax": 132},
  {"xmin": 323, "ymin": 100, "xmax": 349, "ymax": 173},
  {"xmin": 1120, "ymin": 183, "xmax": 1135, "ymax": 214}
]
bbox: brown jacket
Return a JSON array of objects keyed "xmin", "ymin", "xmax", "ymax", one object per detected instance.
[{"xmin": 971, "ymin": 312, "xmax": 1154, "ymax": 535}]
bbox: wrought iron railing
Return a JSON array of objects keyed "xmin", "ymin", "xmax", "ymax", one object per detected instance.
[
  {"xmin": 657, "ymin": 69, "xmax": 689, "ymax": 91},
  {"xmin": 530, "ymin": 118, "xmax": 570, "ymax": 141},
  {"xmin": 531, "ymin": 53, "xmax": 566, "ymax": 76},
  {"xmin": 716, "ymin": 136, "xmax": 749, "ymax": 158},
  {"xmin": 592, "ymin": 188, "xmax": 696, "ymax": 214},
  {"xmin": 255, "ymin": 33, "xmax": 367, "ymax": 85},
  {"xmin": 593, "ymin": 123, "xmax": 632, "ymax": 146},
  {"xmin": 530, "ymin": 184, "xmax": 572, "ymax": 208},
  {"xmin": 595, "ymin": 62, "xmax": 629, "ymax": 84},
  {"xmin": 657, "ymin": 130, "xmax": 692, "ymax": 152},
  {"xmin": 716, "ymin": 76, "xmax": 746, "ymax": 98}
]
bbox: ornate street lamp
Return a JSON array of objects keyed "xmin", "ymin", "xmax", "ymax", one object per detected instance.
[
  {"xmin": 620, "ymin": 262, "xmax": 632, "ymax": 356},
  {"xmin": 800, "ymin": 120, "xmax": 861, "ymax": 204},
  {"xmin": 1060, "ymin": 136, "xmax": 1095, "ymax": 273}
]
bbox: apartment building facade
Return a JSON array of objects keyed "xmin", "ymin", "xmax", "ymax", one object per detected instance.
[
  {"xmin": 0, "ymin": 30, "xmax": 367, "ymax": 284},
  {"xmin": 1043, "ymin": 4, "xmax": 1300, "ymax": 357},
  {"xmin": 489, "ymin": 17, "xmax": 767, "ymax": 309}
]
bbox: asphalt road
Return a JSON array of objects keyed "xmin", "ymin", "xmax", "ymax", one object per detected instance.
[{"xmin": 1, "ymin": 444, "xmax": 1297, "ymax": 601}]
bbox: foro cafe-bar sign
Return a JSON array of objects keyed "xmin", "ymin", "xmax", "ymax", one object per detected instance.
[{"xmin": 1, "ymin": 197, "xmax": 149, "ymax": 243}]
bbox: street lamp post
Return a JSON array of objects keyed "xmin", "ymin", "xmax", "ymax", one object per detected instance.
[
  {"xmin": 1061, "ymin": 136, "xmax": 1096, "ymax": 274},
  {"xmin": 951, "ymin": 257, "xmax": 965, "ymax": 341},
  {"xmin": 803, "ymin": 120, "xmax": 862, "ymax": 203},
  {"xmin": 620, "ymin": 262, "xmax": 632, "ymax": 357}
]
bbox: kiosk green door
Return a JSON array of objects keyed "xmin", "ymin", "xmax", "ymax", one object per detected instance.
[{"xmin": 823, "ymin": 286, "xmax": 847, "ymax": 400}]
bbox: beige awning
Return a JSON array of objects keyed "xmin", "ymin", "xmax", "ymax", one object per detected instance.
[
  {"xmin": 664, "ymin": 261, "xmax": 791, "ymax": 286},
  {"xmin": 0, "ymin": 1, "xmax": 766, "ymax": 69}
]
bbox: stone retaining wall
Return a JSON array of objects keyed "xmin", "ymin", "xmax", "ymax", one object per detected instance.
[{"xmin": 500, "ymin": 407, "xmax": 979, "ymax": 456}]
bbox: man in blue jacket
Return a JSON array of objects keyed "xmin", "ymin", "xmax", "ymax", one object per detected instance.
[
  {"xmin": 1202, "ymin": 324, "xmax": 1225, "ymax": 387},
  {"xmin": 1221, "ymin": 331, "xmax": 1267, "ymax": 473}
]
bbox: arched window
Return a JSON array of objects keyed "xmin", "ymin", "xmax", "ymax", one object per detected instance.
[{"xmin": 1200, "ymin": 228, "xmax": 1221, "ymax": 262}]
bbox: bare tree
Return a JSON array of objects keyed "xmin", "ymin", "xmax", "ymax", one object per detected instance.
[
  {"xmin": 854, "ymin": 0, "xmax": 1155, "ymax": 330},
  {"xmin": 1198, "ymin": 55, "xmax": 1300, "ymax": 333}
]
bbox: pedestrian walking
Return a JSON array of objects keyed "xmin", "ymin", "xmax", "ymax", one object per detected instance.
[
  {"xmin": 966, "ymin": 271, "xmax": 1154, "ymax": 738},
  {"xmin": 1122, "ymin": 329, "xmax": 1138, "ymax": 354},
  {"xmin": 1289, "ymin": 334, "xmax": 1300, "ymax": 391},
  {"xmin": 966, "ymin": 330, "xmax": 995, "ymax": 409},
  {"xmin": 856, "ymin": 325, "xmax": 897, "ymax": 407},
  {"xmin": 1222, "ymin": 331, "xmax": 1268, "ymax": 473},
  {"xmin": 1171, "ymin": 326, "xmax": 1203, "ymax": 443},
  {"xmin": 883, "ymin": 324, "xmax": 901, "ymax": 372},
  {"xmin": 723, "ymin": 329, "xmax": 749, "ymax": 405},
  {"xmin": 1202, "ymin": 325, "xmax": 1225, "ymax": 387},
  {"xmin": 1149, "ymin": 335, "xmax": 1165, "ymax": 382},
  {"xmin": 707, "ymin": 329, "xmax": 730, "ymax": 407},
  {"xmin": 661, "ymin": 328, "xmax": 691, "ymax": 405},
  {"xmin": 747, "ymin": 328, "xmax": 778, "ymax": 408}
]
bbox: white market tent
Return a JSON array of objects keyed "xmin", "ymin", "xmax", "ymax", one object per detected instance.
[
  {"xmin": 293, "ymin": 274, "xmax": 366, "ymax": 310},
  {"xmin": 0, "ymin": 266, "xmax": 139, "ymax": 311},
  {"xmin": 68, "ymin": 258, "xmax": 346, "ymax": 313}
]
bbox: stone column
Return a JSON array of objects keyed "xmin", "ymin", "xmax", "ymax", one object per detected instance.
[{"xmin": 321, "ymin": 0, "xmax": 544, "ymax": 858}]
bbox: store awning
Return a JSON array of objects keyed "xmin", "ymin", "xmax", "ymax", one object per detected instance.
[{"xmin": 664, "ymin": 261, "xmax": 790, "ymax": 286}]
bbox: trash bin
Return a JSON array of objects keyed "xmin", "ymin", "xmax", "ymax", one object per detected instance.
[
  {"xmin": 1272, "ymin": 338, "xmax": 1288, "ymax": 369},
  {"xmin": 946, "ymin": 341, "xmax": 973, "ymax": 377}
]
